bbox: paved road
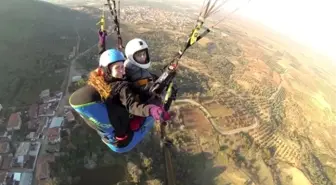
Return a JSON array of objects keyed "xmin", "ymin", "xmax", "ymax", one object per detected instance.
[
  {"xmin": 33, "ymin": 36, "xmax": 98, "ymax": 185},
  {"xmin": 56, "ymin": 43, "xmax": 98, "ymax": 116},
  {"xmin": 56, "ymin": 31, "xmax": 115, "ymax": 116}
]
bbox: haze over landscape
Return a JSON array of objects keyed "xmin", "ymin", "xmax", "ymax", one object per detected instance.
[
  {"xmin": 237, "ymin": 0, "xmax": 336, "ymax": 62},
  {"xmin": 0, "ymin": 0, "xmax": 335, "ymax": 185}
]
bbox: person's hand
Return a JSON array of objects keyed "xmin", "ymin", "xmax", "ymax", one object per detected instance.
[
  {"xmin": 149, "ymin": 105, "xmax": 170, "ymax": 121},
  {"xmin": 98, "ymin": 30, "xmax": 107, "ymax": 37},
  {"xmin": 98, "ymin": 30, "xmax": 107, "ymax": 44}
]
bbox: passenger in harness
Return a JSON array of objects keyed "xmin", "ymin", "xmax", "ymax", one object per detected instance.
[
  {"xmin": 69, "ymin": 49, "xmax": 170, "ymax": 152},
  {"xmin": 124, "ymin": 38, "xmax": 161, "ymax": 103}
]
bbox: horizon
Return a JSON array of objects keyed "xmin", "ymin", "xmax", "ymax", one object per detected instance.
[{"xmin": 232, "ymin": 0, "xmax": 336, "ymax": 63}]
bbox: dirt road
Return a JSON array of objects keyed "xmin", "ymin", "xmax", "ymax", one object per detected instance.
[{"xmin": 175, "ymin": 99, "xmax": 259, "ymax": 135}]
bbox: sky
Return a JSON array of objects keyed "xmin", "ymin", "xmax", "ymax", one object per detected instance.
[{"xmin": 230, "ymin": 0, "xmax": 336, "ymax": 62}]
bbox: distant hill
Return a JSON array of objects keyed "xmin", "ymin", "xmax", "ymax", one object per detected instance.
[{"xmin": 0, "ymin": 0, "xmax": 97, "ymax": 106}]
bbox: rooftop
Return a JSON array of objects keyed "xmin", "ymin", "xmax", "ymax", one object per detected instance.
[
  {"xmin": 0, "ymin": 172, "xmax": 7, "ymax": 184},
  {"xmin": 0, "ymin": 131, "xmax": 7, "ymax": 137},
  {"xmin": 36, "ymin": 155, "xmax": 54, "ymax": 182},
  {"xmin": 38, "ymin": 162, "xmax": 49, "ymax": 180},
  {"xmin": 38, "ymin": 104, "xmax": 55, "ymax": 117},
  {"xmin": 65, "ymin": 111, "xmax": 75, "ymax": 122},
  {"xmin": 27, "ymin": 120, "xmax": 39, "ymax": 130},
  {"xmin": 19, "ymin": 172, "xmax": 33, "ymax": 185},
  {"xmin": 11, "ymin": 155, "xmax": 29, "ymax": 168},
  {"xmin": 13, "ymin": 173, "xmax": 20, "ymax": 181},
  {"xmin": 36, "ymin": 117, "xmax": 48, "ymax": 134},
  {"xmin": 28, "ymin": 142, "xmax": 41, "ymax": 156},
  {"xmin": 46, "ymin": 143, "xmax": 60, "ymax": 153},
  {"xmin": 71, "ymin": 75, "xmax": 82, "ymax": 82},
  {"xmin": 42, "ymin": 96, "xmax": 58, "ymax": 104},
  {"xmin": 0, "ymin": 137, "xmax": 9, "ymax": 142},
  {"xmin": 23, "ymin": 156, "xmax": 36, "ymax": 169},
  {"xmin": 26, "ymin": 132, "xmax": 36, "ymax": 140},
  {"xmin": 28, "ymin": 104, "xmax": 38, "ymax": 119},
  {"xmin": 54, "ymin": 91, "xmax": 63, "ymax": 96},
  {"xmin": 27, "ymin": 117, "xmax": 47, "ymax": 132},
  {"xmin": 47, "ymin": 128, "xmax": 61, "ymax": 142},
  {"xmin": 47, "ymin": 128, "xmax": 59, "ymax": 136},
  {"xmin": 1, "ymin": 155, "xmax": 13, "ymax": 170},
  {"xmin": 0, "ymin": 142, "xmax": 10, "ymax": 154},
  {"xmin": 49, "ymin": 117, "xmax": 63, "ymax": 128},
  {"xmin": 39, "ymin": 89, "xmax": 50, "ymax": 98},
  {"xmin": 15, "ymin": 142, "xmax": 30, "ymax": 157},
  {"xmin": 5, "ymin": 172, "xmax": 14, "ymax": 185},
  {"xmin": 7, "ymin": 112, "xmax": 22, "ymax": 130}
]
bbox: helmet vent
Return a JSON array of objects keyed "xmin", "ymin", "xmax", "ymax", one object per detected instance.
[{"xmin": 139, "ymin": 41, "xmax": 143, "ymax": 45}]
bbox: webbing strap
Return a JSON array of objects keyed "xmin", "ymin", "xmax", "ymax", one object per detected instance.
[{"xmin": 136, "ymin": 79, "xmax": 149, "ymax": 86}]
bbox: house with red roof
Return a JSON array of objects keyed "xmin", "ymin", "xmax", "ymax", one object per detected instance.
[
  {"xmin": 47, "ymin": 128, "xmax": 61, "ymax": 144},
  {"xmin": 6, "ymin": 112, "xmax": 22, "ymax": 131}
]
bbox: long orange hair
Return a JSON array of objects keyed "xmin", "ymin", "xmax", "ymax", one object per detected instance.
[{"xmin": 87, "ymin": 69, "xmax": 112, "ymax": 100}]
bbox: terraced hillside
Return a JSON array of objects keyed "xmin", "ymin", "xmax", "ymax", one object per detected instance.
[
  {"xmin": 171, "ymin": 94, "xmax": 334, "ymax": 184},
  {"xmin": 248, "ymin": 123, "xmax": 302, "ymax": 166},
  {"xmin": 180, "ymin": 85, "xmax": 334, "ymax": 185},
  {"xmin": 216, "ymin": 89, "xmax": 303, "ymax": 166}
]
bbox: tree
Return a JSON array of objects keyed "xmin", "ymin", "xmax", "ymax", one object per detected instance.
[{"xmin": 76, "ymin": 79, "xmax": 86, "ymax": 89}]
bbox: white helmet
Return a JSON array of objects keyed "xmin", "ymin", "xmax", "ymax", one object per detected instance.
[{"xmin": 125, "ymin": 38, "xmax": 151, "ymax": 69}]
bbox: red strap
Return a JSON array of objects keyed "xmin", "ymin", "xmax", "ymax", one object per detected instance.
[
  {"xmin": 130, "ymin": 116, "xmax": 145, "ymax": 131},
  {"xmin": 115, "ymin": 135, "xmax": 128, "ymax": 141}
]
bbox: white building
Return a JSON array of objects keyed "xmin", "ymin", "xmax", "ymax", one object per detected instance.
[
  {"xmin": 39, "ymin": 89, "xmax": 50, "ymax": 99},
  {"xmin": 49, "ymin": 117, "xmax": 64, "ymax": 128},
  {"xmin": 19, "ymin": 172, "xmax": 33, "ymax": 185},
  {"xmin": 10, "ymin": 172, "xmax": 33, "ymax": 185},
  {"xmin": 71, "ymin": 75, "xmax": 82, "ymax": 83}
]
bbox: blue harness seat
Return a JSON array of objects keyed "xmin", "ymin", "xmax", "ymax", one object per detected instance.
[{"xmin": 72, "ymin": 102, "xmax": 155, "ymax": 153}]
